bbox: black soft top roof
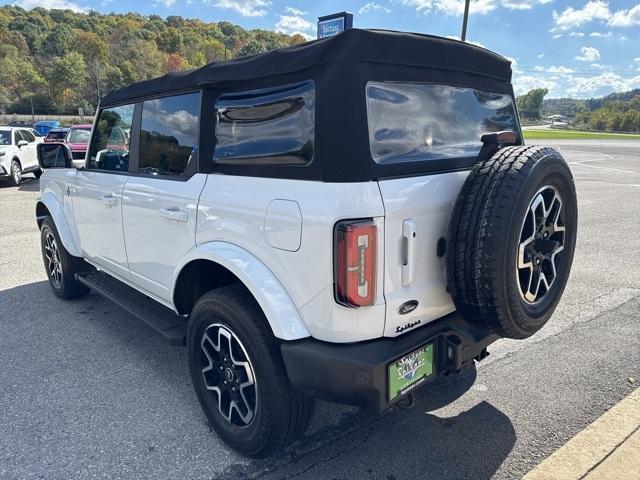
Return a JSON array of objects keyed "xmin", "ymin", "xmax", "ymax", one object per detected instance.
[{"xmin": 101, "ymin": 28, "xmax": 512, "ymax": 107}]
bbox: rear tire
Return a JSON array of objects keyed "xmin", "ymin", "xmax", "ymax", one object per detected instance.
[
  {"xmin": 188, "ymin": 284, "xmax": 314, "ymax": 458},
  {"xmin": 34, "ymin": 169, "xmax": 42, "ymax": 179},
  {"xmin": 40, "ymin": 217, "xmax": 90, "ymax": 299},
  {"xmin": 447, "ymin": 146, "xmax": 577, "ymax": 339}
]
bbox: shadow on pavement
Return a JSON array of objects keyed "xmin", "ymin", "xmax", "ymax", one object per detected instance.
[
  {"xmin": 17, "ymin": 177, "xmax": 40, "ymax": 192},
  {"xmin": 221, "ymin": 364, "xmax": 516, "ymax": 480},
  {"xmin": 1, "ymin": 281, "xmax": 515, "ymax": 480}
]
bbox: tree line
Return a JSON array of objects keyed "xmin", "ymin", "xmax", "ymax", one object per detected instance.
[
  {"xmin": 0, "ymin": 6, "xmax": 306, "ymax": 115},
  {"xmin": 518, "ymin": 87, "xmax": 640, "ymax": 133}
]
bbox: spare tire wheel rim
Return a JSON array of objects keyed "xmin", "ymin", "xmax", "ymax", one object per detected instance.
[
  {"xmin": 200, "ymin": 323, "xmax": 257, "ymax": 427},
  {"xmin": 517, "ymin": 185, "xmax": 566, "ymax": 304}
]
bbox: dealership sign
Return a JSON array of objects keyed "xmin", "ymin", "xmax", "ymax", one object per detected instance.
[{"xmin": 317, "ymin": 12, "xmax": 353, "ymax": 39}]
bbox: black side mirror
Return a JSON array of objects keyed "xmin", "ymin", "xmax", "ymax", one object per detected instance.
[{"xmin": 37, "ymin": 142, "xmax": 73, "ymax": 169}]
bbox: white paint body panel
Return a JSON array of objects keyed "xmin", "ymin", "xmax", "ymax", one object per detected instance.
[
  {"xmin": 377, "ymin": 172, "xmax": 467, "ymax": 337},
  {"xmin": 0, "ymin": 127, "xmax": 41, "ymax": 175},
  {"xmin": 71, "ymin": 170, "xmax": 131, "ymax": 279},
  {"xmin": 196, "ymin": 175, "xmax": 386, "ymax": 342},
  {"xmin": 122, "ymin": 174, "xmax": 207, "ymax": 301},
  {"xmin": 37, "ymin": 170, "xmax": 82, "ymax": 257},
  {"xmin": 264, "ymin": 199, "xmax": 302, "ymax": 252},
  {"xmin": 175, "ymin": 242, "xmax": 310, "ymax": 340},
  {"xmin": 37, "ymin": 165, "xmax": 469, "ymax": 344}
]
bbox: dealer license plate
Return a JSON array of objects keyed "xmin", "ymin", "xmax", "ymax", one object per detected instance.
[{"xmin": 388, "ymin": 343, "xmax": 434, "ymax": 401}]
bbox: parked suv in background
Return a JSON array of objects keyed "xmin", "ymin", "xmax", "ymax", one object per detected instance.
[
  {"xmin": 44, "ymin": 127, "xmax": 70, "ymax": 143},
  {"xmin": 35, "ymin": 30, "xmax": 577, "ymax": 458},
  {"xmin": 0, "ymin": 126, "xmax": 42, "ymax": 185},
  {"xmin": 33, "ymin": 120, "xmax": 60, "ymax": 136}
]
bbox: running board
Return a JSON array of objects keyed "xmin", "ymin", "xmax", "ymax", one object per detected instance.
[{"xmin": 75, "ymin": 270, "xmax": 187, "ymax": 346}]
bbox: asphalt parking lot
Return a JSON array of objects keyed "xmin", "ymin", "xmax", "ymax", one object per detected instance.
[{"xmin": 1, "ymin": 140, "xmax": 639, "ymax": 480}]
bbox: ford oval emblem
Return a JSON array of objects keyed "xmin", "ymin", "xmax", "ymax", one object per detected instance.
[{"xmin": 398, "ymin": 300, "xmax": 419, "ymax": 315}]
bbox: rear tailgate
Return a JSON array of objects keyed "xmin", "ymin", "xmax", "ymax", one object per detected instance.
[{"xmin": 377, "ymin": 171, "xmax": 469, "ymax": 337}]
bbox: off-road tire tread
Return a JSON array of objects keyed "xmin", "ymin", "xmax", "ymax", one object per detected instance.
[
  {"xmin": 447, "ymin": 145, "xmax": 561, "ymax": 338},
  {"xmin": 40, "ymin": 216, "xmax": 90, "ymax": 300},
  {"xmin": 190, "ymin": 284, "xmax": 314, "ymax": 457}
]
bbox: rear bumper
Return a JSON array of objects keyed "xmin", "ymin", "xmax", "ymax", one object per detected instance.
[{"xmin": 281, "ymin": 311, "xmax": 498, "ymax": 412}]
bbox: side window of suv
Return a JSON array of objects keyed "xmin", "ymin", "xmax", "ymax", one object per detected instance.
[
  {"xmin": 213, "ymin": 81, "xmax": 315, "ymax": 166},
  {"xmin": 89, "ymin": 104, "xmax": 134, "ymax": 172},
  {"xmin": 20, "ymin": 129, "xmax": 36, "ymax": 143},
  {"xmin": 139, "ymin": 92, "xmax": 200, "ymax": 177}
]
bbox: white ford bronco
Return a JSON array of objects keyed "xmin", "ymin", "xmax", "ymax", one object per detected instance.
[{"xmin": 35, "ymin": 29, "xmax": 577, "ymax": 458}]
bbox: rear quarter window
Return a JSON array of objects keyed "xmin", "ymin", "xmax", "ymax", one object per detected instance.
[
  {"xmin": 213, "ymin": 81, "xmax": 315, "ymax": 166},
  {"xmin": 366, "ymin": 82, "xmax": 519, "ymax": 164}
]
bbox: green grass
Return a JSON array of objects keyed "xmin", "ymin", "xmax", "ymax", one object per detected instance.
[{"xmin": 523, "ymin": 129, "xmax": 640, "ymax": 140}]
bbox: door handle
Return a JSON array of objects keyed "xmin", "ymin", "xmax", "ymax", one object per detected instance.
[
  {"xmin": 98, "ymin": 193, "xmax": 118, "ymax": 207},
  {"xmin": 160, "ymin": 207, "xmax": 188, "ymax": 222},
  {"xmin": 401, "ymin": 219, "xmax": 416, "ymax": 286}
]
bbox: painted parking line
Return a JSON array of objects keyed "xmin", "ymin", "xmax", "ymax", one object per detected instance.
[{"xmin": 523, "ymin": 387, "xmax": 640, "ymax": 480}]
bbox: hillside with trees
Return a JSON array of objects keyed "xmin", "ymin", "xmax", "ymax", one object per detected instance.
[
  {"xmin": 517, "ymin": 87, "xmax": 640, "ymax": 133},
  {"xmin": 0, "ymin": 6, "xmax": 305, "ymax": 115}
]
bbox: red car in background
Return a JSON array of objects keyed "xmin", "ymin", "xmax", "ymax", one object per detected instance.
[{"xmin": 65, "ymin": 124, "xmax": 92, "ymax": 161}]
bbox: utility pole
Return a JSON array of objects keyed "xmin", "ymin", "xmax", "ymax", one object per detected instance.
[{"xmin": 461, "ymin": 0, "xmax": 471, "ymax": 41}]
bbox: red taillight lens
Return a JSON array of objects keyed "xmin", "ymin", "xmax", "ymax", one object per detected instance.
[{"xmin": 334, "ymin": 219, "xmax": 377, "ymax": 307}]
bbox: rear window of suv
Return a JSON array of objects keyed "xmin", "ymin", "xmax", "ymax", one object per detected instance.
[{"xmin": 366, "ymin": 82, "xmax": 519, "ymax": 164}]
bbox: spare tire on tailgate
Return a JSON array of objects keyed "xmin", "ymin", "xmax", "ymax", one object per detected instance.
[{"xmin": 446, "ymin": 145, "xmax": 577, "ymax": 339}]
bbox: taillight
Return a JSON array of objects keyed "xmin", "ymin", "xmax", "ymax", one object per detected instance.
[{"xmin": 334, "ymin": 219, "xmax": 377, "ymax": 307}]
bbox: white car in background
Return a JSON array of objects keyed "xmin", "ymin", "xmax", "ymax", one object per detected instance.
[{"xmin": 0, "ymin": 126, "xmax": 42, "ymax": 186}]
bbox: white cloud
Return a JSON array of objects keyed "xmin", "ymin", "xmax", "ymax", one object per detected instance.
[
  {"xmin": 275, "ymin": 12, "xmax": 315, "ymax": 39},
  {"xmin": 359, "ymin": 2, "xmax": 391, "ymax": 14},
  {"xmin": 284, "ymin": 6, "xmax": 305, "ymax": 15},
  {"xmin": 534, "ymin": 65, "xmax": 575, "ymax": 74},
  {"xmin": 553, "ymin": 1, "xmax": 611, "ymax": 30},
  {"xmin": 14, "ymin": 0, "xmax": 88, "ymax": 12},
  {"xmin": 575, "ymin": 46, "xmax": 600, "ymax": 62},
  {"xmin": 537, "ymin": 53, "xmax": 545, "ymax": 59},
  {"xmin": 568, "ymin": 31, "xmax": 586, "ymax": 36},
  {"xmin": 565, "ymin": 72, "xmax": 640, "ymax": 97},
  {"xmin": 588, "ymin": 31, "xmax": 612, "ymax": 37},
  {"xmin": 214, "ymin": 0, "xmax": 271, "ymax": 17},
  {"xmin": 608, "ymin": 4, "xmax": 640, "ymax": 27},
  {"xmin": 547, "ymin": 65, "xmax": 575, "ymax": 74},
  {"xmin": 513, "ymin": 74, "xmax": 558, "ymax": 96},
  {"xmin": 398, "ymin": 0, "xmax": 497, "ymax": 16},
  {"xmin": 502, "ymin": 0, "xmax": 550, "ymax": 10}
]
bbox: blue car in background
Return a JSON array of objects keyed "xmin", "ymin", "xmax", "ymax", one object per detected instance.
[{"xmin": 33, "ymin": 120, "xmax": 61, "ymax": 136}]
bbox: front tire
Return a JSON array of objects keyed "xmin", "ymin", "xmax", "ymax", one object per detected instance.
[
  {"xmin": 188, "ymin": 285, "xmax": 314, "ymax": 458},
  {"xmin": 34, "ymin": 169, "xmax": 42, "ymax": 179},
  {"xmin": 40, "ymin": 217, "xmax": 90, "ymax": 299},
  {"xmin": 9, "ymin": 159, "xmax": 22, "ymax": 186}
]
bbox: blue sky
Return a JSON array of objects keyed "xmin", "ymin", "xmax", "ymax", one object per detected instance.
[{"xmin": 8, "ymin": 0, "xmax": 640, "ymax": 98}]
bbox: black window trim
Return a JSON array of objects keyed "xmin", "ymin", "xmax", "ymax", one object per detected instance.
[
  {"xmin": 200, "ymin": 79, "xmax": 320, "ymax": 179},
  {"xmin": 84, "ymin": 102, "xmax": 138, "ymax": 176},
  {"xmin": 86, "ymin": 89, "xmax": 203, "ymax": 182},
  {"xmin": 134, "ymin": 90, "xmax": 202, "ymax": 181}
]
